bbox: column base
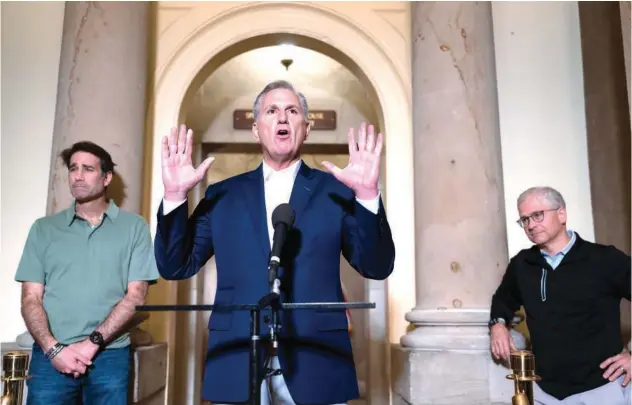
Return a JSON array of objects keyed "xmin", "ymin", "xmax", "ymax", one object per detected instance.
[
  {"xmin": 395, "ymin": 308, "xmax": 526, "ymax": 404},
  {"xmin": 16, "ymin": 331, "xmax": 34, "ymax": 348}
]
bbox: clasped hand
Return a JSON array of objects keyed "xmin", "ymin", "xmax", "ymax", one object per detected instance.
[{"xmin": 50, "ymin": 339, "xmax": 97, "ymax": 378}]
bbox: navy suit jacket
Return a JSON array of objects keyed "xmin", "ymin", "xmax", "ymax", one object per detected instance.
[{"xmin": 154, "ymin": 161, "xmax": 395, "ymax": 405}]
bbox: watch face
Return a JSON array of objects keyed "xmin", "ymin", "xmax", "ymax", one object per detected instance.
[{"xmin": 90, "ymin": 332, "xmax": 103, "ymax": 345}]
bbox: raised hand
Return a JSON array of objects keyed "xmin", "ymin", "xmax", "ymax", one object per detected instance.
[
  {"xmin": 162, "ymin": 125, "xmax": 215, "ymax": 201},
  {"xmin": 322, "ymin": 122, "xmax": 383, "ymax": 200}
]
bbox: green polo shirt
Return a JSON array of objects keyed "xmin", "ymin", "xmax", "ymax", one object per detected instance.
[{"xmin": 15, "ymin": 200, "xmax": 159, "ymax": 349}]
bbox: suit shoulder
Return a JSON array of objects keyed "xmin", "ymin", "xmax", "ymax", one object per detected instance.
[{"xmin": 204, "ymin": 170, "xmax": 254, "ymax": 196}]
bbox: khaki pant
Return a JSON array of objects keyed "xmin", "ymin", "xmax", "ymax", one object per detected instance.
[{"xmin": 534, "ymin": 376, "xmax": 631, "ymax": 405}]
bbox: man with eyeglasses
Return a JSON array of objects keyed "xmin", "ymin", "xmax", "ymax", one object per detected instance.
[{"xmin": 489, "ymin": 186, "xmax": 631, "ymax": 405}]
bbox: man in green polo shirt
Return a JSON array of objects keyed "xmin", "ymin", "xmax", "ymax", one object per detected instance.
[{"xmin": 15, "ymin": 141, "xmax": 159, "ymax": 405}]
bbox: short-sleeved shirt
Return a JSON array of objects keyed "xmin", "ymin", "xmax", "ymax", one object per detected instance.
[{"xmin": 15, "ymin": 200, "xmax": 159, "ymax": 349}]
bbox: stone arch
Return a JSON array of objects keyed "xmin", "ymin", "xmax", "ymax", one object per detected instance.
[{"xmin": 148, "ymin": 3, "xmax": 414, "ymax": 404}]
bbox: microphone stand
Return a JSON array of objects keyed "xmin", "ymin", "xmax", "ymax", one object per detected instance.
[{"xmin": 265, "ymin": 258, "xmax": 282, "ymax": 351}]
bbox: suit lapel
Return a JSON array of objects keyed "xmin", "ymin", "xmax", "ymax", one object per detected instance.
[
  {"xmin": 289, "ymin": 162, "xmax": 320, "ymax": 226},
  {"xmin": 243, "ymin": 164, "xmax": 270, "ymax": 259}
]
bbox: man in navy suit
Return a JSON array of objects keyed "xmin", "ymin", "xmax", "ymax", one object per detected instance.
[{"xmin": 154, "ymin": 80, "xmax": 395, "ymax": 405}]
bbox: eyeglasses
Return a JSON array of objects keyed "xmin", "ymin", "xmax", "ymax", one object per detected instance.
[{"xmin": 516, "ymin": 208, "xmax": 559, "ymax": 228}]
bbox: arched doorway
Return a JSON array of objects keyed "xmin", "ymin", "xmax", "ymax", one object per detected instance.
[{"xmin": 148, "ymin": 3, "xmax": 414, "ymax": 404}]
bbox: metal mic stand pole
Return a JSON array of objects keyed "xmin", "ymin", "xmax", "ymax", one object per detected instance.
[
  {"xmin": 249, "ymin": 307, "xmax": 261, "ymax": 405},
  {"xmin": 268, "ymin": 262, "xmax": 282, "ymax": 352},
  {"xmin": 256, "ymin": 263, "xmax": 282, "ymax": 404}
]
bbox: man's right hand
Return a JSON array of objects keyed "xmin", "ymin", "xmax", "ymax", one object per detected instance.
[
  {"xmin": 490, "ymin": 323, "xmax": 517, "ymax": 361},
  {"xmin": 162, "ymin": 125, "xmax": 215, "ymax": 201},
  {"xmin": 49, "ymin": 345, "xmax": 92, "ymax": 376}
]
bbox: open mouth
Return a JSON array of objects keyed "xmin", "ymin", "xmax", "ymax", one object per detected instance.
[{"xmin": 276, "ymin": 129, "xmax": 289, "ymax": 137}]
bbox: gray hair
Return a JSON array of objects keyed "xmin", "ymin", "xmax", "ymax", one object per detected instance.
[
  {"xmin": 517, "ymin": 186, "xmax": 566, "ymax": 209},
  {"xmin": 252, "ymin": 80, "xmax": 309, "ymax": 121}
]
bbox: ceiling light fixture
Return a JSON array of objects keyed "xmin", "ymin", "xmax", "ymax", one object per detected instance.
[
  {"xmin": 279, "ymin": 43, "xmax": 295, "ymax": 71},
  {"xmin": 281, "ymin": 58, "xmax": 293, "ymax": 71}
]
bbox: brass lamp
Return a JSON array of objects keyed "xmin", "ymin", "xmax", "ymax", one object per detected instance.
[
  {"xmin": 506, "ymin": 350, "xmax": 541, "ymax": 405},
  {"xmin": 1, "ymin": 351, "xmax": 30, "ymax": 405}
]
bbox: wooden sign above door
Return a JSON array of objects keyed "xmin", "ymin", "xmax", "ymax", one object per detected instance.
[{"xmin": 233, "ymin": 109, "xmax": 337, "ymax": 130}]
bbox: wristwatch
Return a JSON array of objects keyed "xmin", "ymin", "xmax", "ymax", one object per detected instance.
[
  {"xmin": 89, "ymin": 331, "xmax": 105, "ymax": 348},
  {"xmin": 488, "ymin": 317, "xmax": 507, "ymax": 329}
]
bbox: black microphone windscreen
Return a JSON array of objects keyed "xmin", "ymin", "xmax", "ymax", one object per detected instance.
[{"xmin": 272, "ymin": 203, "xmax": 295, "ymax": 228}]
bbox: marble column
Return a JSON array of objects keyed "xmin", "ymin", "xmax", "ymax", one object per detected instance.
[
  {"xmin": 46, "ymin": 1, "xmax": 149, "ymax": 214},
  {"xmin": 578, "ymin": 1, "xmax": 632, "ymax": 346},
  {"xmin": 392, "ymin": 3, "xmax": 524, "ymax": 404},
  {"xmin": 17, "ymin": 2, "xmax": 151, "ymax": 348}
]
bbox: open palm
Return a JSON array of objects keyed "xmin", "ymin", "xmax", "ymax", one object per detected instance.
[
  {"xmin": 322, "ymin": 122, "xmax": 383, "ymax": 200},
  {"xmin": 162, "ymin": 125, "xmax": 215, "ymax": 201}
]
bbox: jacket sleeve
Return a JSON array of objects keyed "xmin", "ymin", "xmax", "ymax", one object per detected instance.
[
  {"xmin": 605, "ymin": 245, "xmax": 631, "ymax": 301},
  {"xmin": 490, "ymin": 257, "xmax": 523, "ymax": 323},
  {"xmin": 341, "ymin": 196, "xmax": 395, "ymax": 281},
  {"xmin": 154, "ymin": 187, "xmax": 217, "ymax": 281}
]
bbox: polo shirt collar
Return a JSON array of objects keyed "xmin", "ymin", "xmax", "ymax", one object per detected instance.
[
  {"xmin": 67, "ymin": 199, "xmax": 119, "ymax": 226},
  {"xmin": 540, "ymin": 230, "xmax": 576, "ymax": 258}
]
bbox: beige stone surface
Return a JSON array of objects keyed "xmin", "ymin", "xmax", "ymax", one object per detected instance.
[
  {"xmin": 47, "ymin": 1, "xmax": 149, "ymax": 214},
  {"xmin": 404, "ymin": 0, "xmax": 508, "ymax": 341},
  {"xmin": 396, "ymin": 3, "xmax": 517, "ymax": 404},
  {"xmin": 130, "ymin": 343, "xmax": 168, "ymax": 403},
  {"xmin": 134, "ymin": 389, "xmax": 165, "ymax": 405}
]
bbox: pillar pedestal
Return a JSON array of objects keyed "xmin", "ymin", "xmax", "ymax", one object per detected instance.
[
  {"xmin": 395, "ymin": 310, "xmax": 526, "ymax": 405},
  {"xmin": 401, "ymin": 309, "xmax": 495, "ymax": 350}
]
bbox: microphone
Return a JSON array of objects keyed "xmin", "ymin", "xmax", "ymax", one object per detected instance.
[{"xmin": 268, "ymin": 203, "xmax": 295, "ymax": 295}]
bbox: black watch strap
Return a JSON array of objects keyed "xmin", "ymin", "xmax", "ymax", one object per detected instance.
[
  {"xmin": 488, "ymin": 317, "xmax": 507, "ymax": 329},
  {"xmin": 89, "ymin": 331, "xmax": 105, "ymax": 348}
]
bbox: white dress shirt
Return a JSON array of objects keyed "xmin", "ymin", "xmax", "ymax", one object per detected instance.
[{"xmin": 161, "ymin": 160, "xmax": 381, "ymax": 247}]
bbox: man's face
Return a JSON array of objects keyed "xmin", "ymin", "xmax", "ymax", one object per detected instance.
[
  {"xmin": 252, "ymin": 88, "xmax": 310, "ymax": 164},
  {"xmin": 67, "ymin": 151, "xmax": 112, "ymax": 202},
  {"xmin": 517, "ymin": 193, "xmax": 566, "ymax": 245}
]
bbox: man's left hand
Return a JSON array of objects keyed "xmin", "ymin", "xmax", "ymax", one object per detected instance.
[
  {"xmin": 68, "ymin": 339, "xmax": 100, "ymax": 378},
  {"xmin": 600, "ymin": 351, "xmax": 631, "ymax": 386},
  {"xmin": 322, "ymin": 122, "xmax": 383, "ymax": 200}
]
